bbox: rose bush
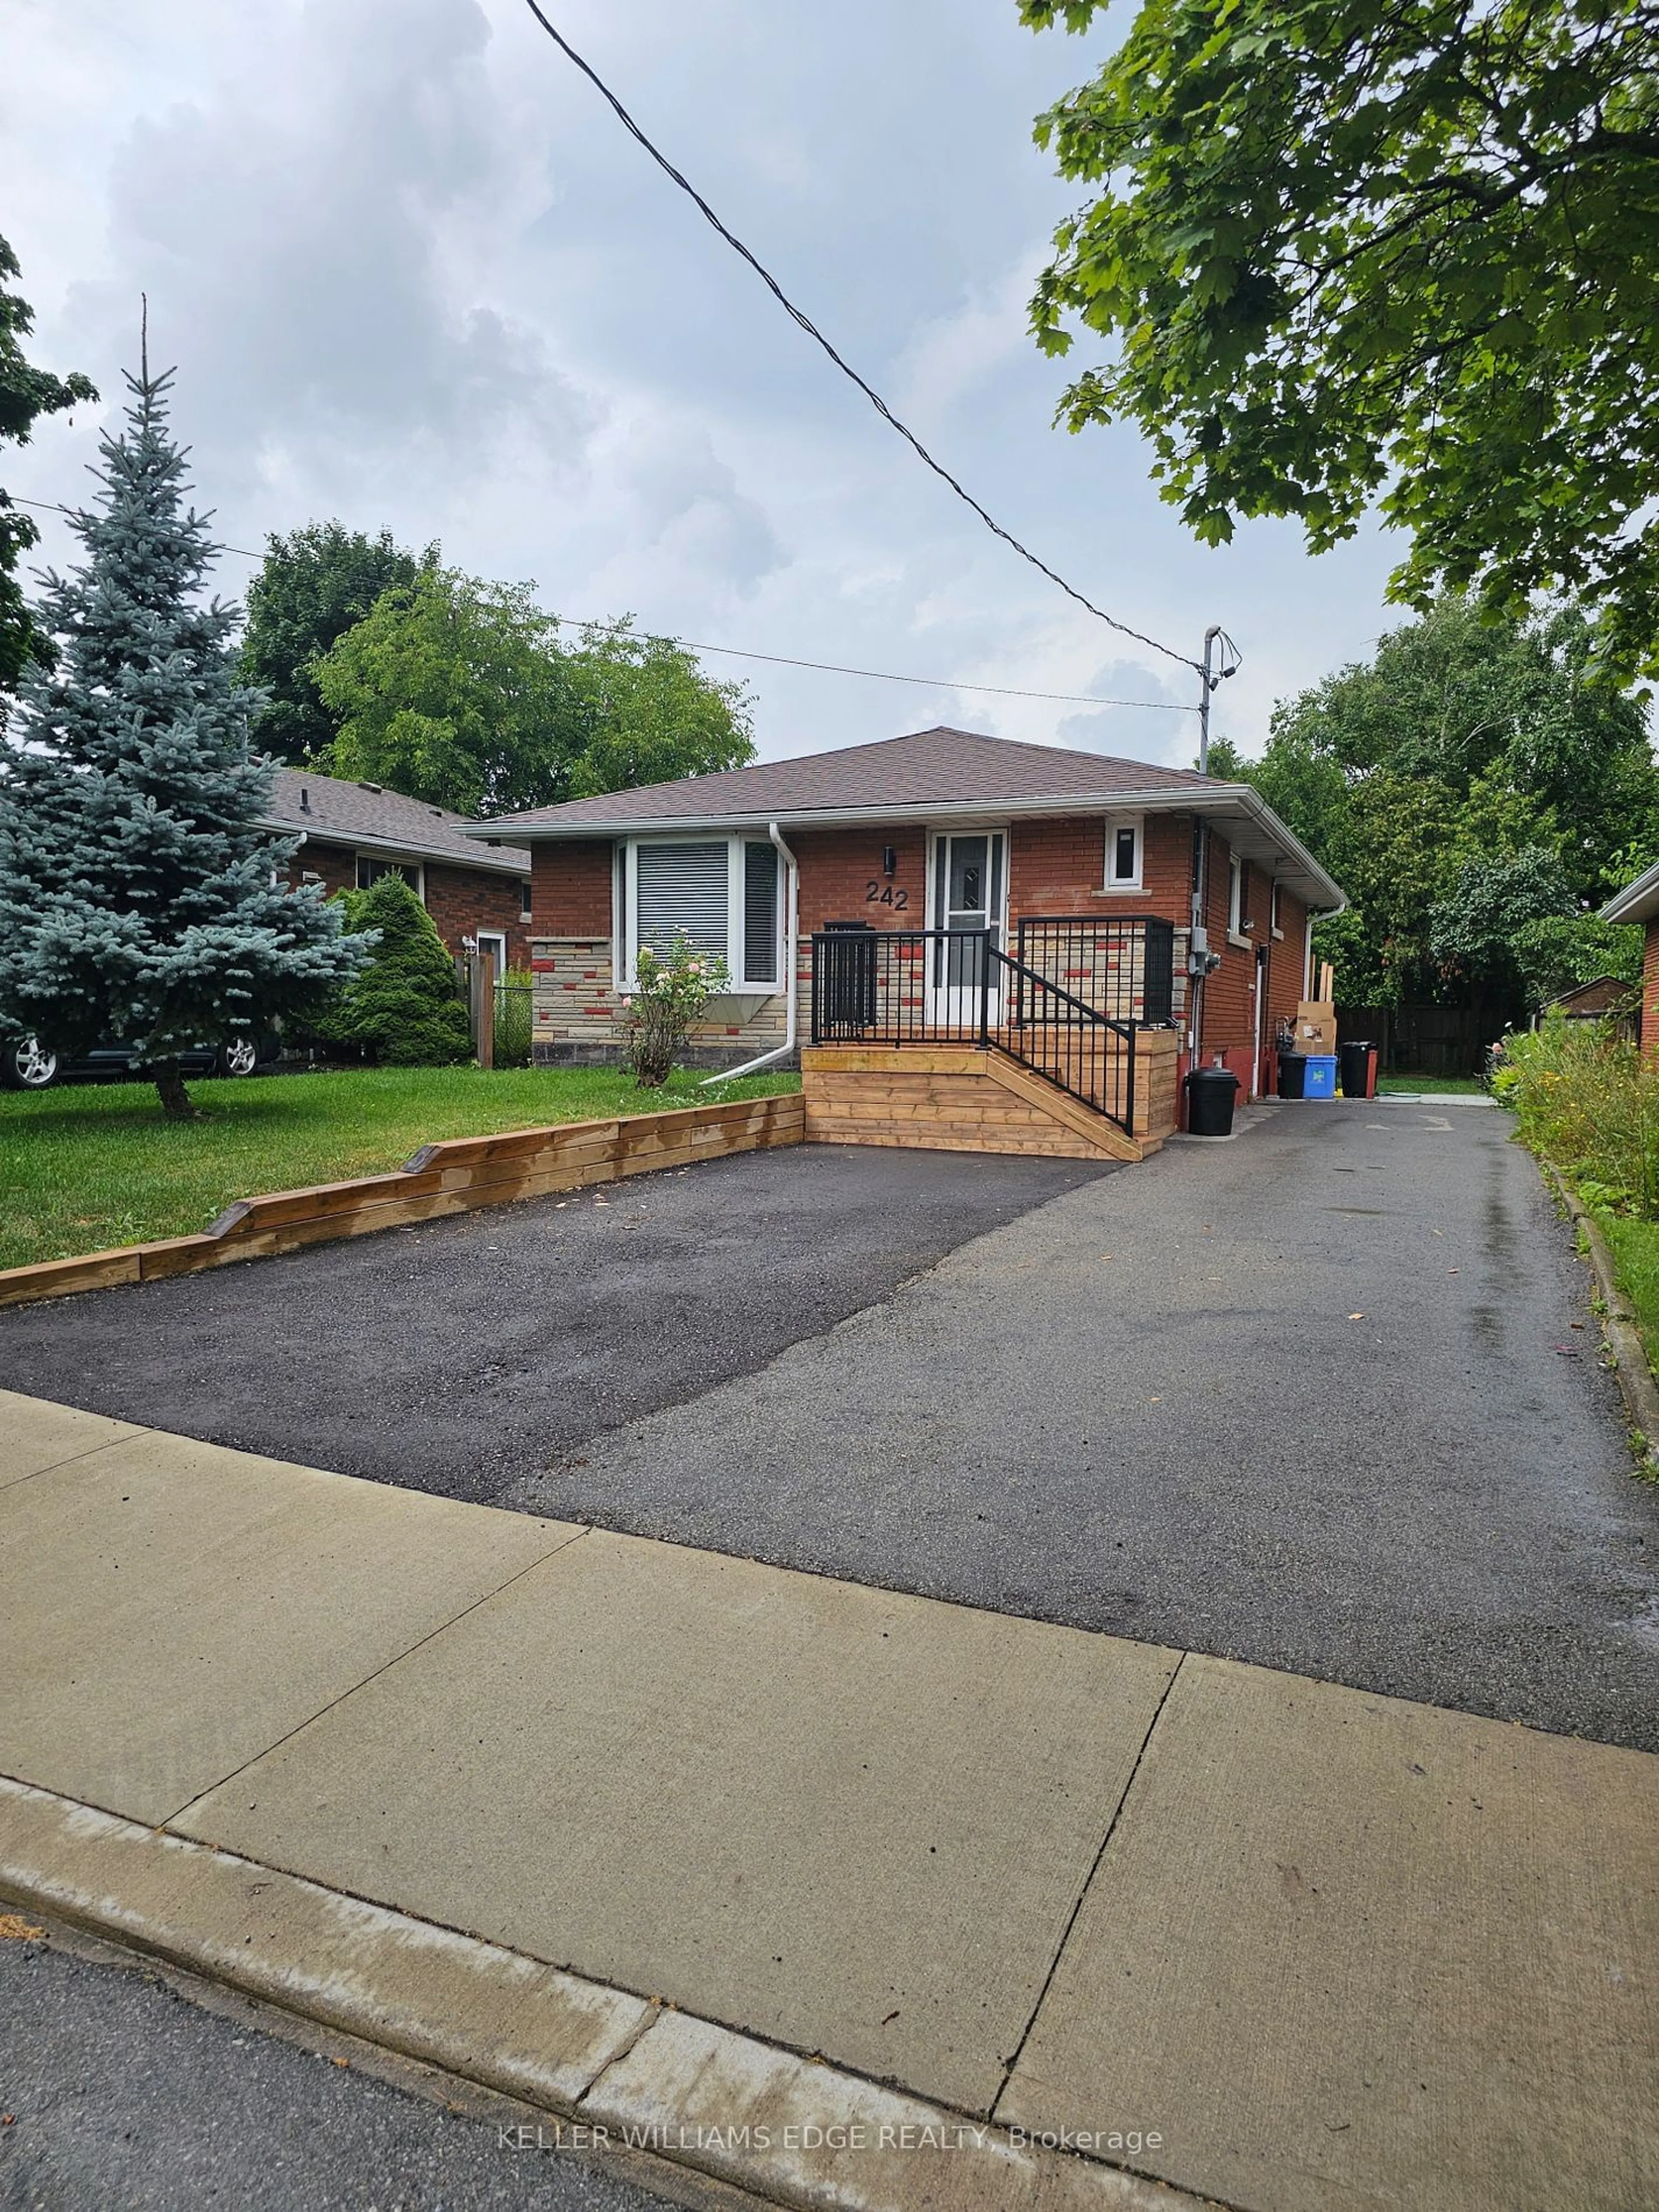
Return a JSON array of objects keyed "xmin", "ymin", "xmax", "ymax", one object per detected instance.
[{"xmin": 619, "ymin": 936, "xmax": 731, "ymax": 1087}]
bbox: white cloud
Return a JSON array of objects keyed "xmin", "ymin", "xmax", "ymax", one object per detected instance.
[{"xmin": 1, "ymin": 0, "xmax": 1401, "ymax": 760}]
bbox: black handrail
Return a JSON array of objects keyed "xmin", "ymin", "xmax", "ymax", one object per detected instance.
[
  {"xmin": 990, "ymin": 945, "xmax": 1138, "ymax": 1135},
  {"xmin": 809, "ymin": 928, "xmax": 1140, "ymax": 1138}
]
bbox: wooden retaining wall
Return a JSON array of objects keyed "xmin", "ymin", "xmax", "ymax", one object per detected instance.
[
  {"xmin": 801, "ymin": 1040, "xmax": 1177, "ymax": 1163},
  {"xmin": 0, "ymin": 1092, "xmax": 805, "ymax": 1309}
]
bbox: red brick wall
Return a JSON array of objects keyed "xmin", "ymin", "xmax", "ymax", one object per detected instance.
[
  {"xmin": 792, "ymin": 826, "xmax": 928, "ymax": 932},
  {"xmin": 530, "ymin": 840, "xmax": 614, "ymax": 935},
  {"xmin": 1264, "ymin": 887, "xmax": 1310, "ymax": 1066},
  {"xmin": 288, "ymin": 839, "xmax": 529, "ymax": 965},
  {"xmin": 423, "ymin": 863, "xmax": 530, "ymax": 968},
  {"xmin": 1644, "ymin": 920, "xmax": 1659, "ymax": 1053},
  {"xmin": 1190, "ymin": 837, "xmax": 1314, "ymax": 1090},
  {"xmin": 1007, "ymin": 813, "xmax": 1193, "ymax": 918},
  {"xmin": 288, "ymin": 841, "xmax": 355, "ymax": 900}
]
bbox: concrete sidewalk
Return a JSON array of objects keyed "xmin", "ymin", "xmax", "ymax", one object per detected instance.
[{"xmin": 2, "ymin": 1389, "xmax": 1655, "ymax": 2212}]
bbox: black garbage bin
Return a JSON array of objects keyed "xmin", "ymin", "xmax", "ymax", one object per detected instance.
[
  {"xmin": 1277, "ymin": 1051, "xmax": 1307, "ymax": 1099},
  {"xmin": 1339, "ymin": 1039, "xmax": 1377, "ymax": 1099},
  {"xmin": 1185, "ymin": 1065, "xmax": 1241, "ymax": 1137}
]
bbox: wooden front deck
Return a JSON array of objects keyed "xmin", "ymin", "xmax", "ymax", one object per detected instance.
[{"xmin": 801, "ymin": 1031, "xmax": 1178, "ymax": 1164}]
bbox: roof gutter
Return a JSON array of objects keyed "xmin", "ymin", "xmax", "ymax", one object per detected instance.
[
  {"xmin": 261, "ymin": 820, "xmax": 531, "ymax": 877},
  {"xmin": 1601, "ymin": 856, "xmax": 1659, "ymax": 927},
  {"xmin": 1223, "ymin": 784, "xmax": 1349, "ymax": 917},
  {"xmin": 702, "ymin": 821, "xmax": 799, "ymax": 1087},
  {"xmin": 470, "ymin": 782, "xmax": 1347, "ymax": 911}
]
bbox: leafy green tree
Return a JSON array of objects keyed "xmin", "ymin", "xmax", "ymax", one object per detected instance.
[
  {"xmin": 0, "ymin": 355, "xmax": 360, "ymax": 1116},
  {"xmin": 241, "ymin": 521, "xmax": 436, "ymax": 765},
  {"xmin": 1021, "ymin": 0, "xmax": 1659, "ymax": 671},
  {"xmin": 1223, "ymin": 596, "xmax": 1659, "ymax": 1006},
  {"xmin": 314, "ymin": 569, "xmax": 754, "ymax": 815},
  {"xmin": 1510, "ymin": 912, "xmax": 1643, "ymax": 1007},
  {"xmin": 1428, "ymin": 847, "xmax": 1575, "ymax": 997},
  {"xmin": 311, "ymin": 871, "xmax": 472, "ymax": 1066},
  {"xmin": 314, "ymin": 570, "xmax": 568, "ymax": 815},
  {"xmin": 0, "ymin": 235, "xmax": 95, "ymax": 693},
  {"xmin": 560, "ymin": 619, "xmax": 757, "ymax": 800}
]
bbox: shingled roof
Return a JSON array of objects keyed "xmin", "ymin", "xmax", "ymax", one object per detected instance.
[
  {"xmin": 464, "ymin": 723, "xmax": 1346, "ymax": 908},
  {"xmin": 265, "ymin": 769, "xmax": 529, "ymax": 877},
  {"xmin": 476, "ymin": 725, "xmax": 1205, "ymax": 834}
]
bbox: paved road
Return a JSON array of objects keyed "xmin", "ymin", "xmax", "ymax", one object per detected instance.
[
  {"xmin": 0, "ymin": 1928, "xmax": 683, "ymax": 2212},
  {"xmin": 2, "ymin": 1107, "xmax": 1655, "ymax": 1747}
]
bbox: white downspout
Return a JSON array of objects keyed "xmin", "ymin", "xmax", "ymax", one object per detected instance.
[{"xmin": 702, "ymin": 820, "xmax": 799, "ymax": 1084}]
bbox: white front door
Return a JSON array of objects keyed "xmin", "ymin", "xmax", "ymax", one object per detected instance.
[{"xmin": 928, "ymin": 830, "xmax": 1005, "ymax": 1029}]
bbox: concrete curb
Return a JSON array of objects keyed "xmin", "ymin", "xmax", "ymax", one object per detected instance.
[
  {"xmin": 1538, "ymin": 1157, "xmax": 1659, "ymax": 1473},
  {"xmin": 0, "ymin": 1775, "xmax": 1212, "ymax": 2212}
]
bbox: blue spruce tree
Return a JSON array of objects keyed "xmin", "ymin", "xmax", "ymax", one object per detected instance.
[{"xmin": 0, "ymin": 340, "xmax": 362, "ymax": 1116}]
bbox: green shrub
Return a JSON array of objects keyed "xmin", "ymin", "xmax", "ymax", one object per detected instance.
[
  {"xmin": 494, "ymin": 968, "xmax": 534, "ymax": 1070},
  {"xmin": 1497, "ymin": 1015, "xmax": 1659, "ymax": 1217},
  {"xmin": 313, "ymin": 874, "xmax": 473, "ymax": 1067}
]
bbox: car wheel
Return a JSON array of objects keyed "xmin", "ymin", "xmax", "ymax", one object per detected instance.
[
  {"xmin": 219, "ymin": 1036, "xmax": 259, "ymax": 1077},
  {"xmin": 3, "ymin": 1036, "xmax": 60, "ymax": 1089}
]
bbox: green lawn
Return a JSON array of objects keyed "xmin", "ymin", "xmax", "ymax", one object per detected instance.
[
  {"xmin": 1597, "ymin": 1212, "xmax": 1659, "ymax": 1383},
  {"xmin": 1375, "ymin": 1074, "xmax": 1488, "ymax": 1095},
  {"xmin": 0, "ymin": 1065, "xmax": 801, "ymax": 1273}
]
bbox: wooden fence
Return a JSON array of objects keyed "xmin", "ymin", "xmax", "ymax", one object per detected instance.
[{"xmin": 1337, "ymin": 1002, "xmax": 1512, "ymax": 1077}]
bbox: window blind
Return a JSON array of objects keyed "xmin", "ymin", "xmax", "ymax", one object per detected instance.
[
  {"xmin": 636, "ymin": 842, "xmax": 729, "ymax": 959},
  {"xmin": 742, "ymin": 842, "xmax": 779, "ymax": 984}
]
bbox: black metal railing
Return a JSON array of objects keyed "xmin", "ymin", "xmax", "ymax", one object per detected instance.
[
  {"xmin": 1014, "ymin": 915, "xmax": 1175, "ymax": 1026},
  {"xmin": 811, "ymin": 927, "xmax": 991, "ymax": 1047},
  {"xmin": 997, "ymin": 948, "xmax": 1138, "ymax": 1135},
  {"xmin": 810, "ymin": 928, "xmax": 1141, "ymax": 1136}
]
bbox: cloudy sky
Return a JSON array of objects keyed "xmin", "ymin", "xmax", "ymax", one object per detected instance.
[{"xmin": 3, "ymin": 0, "xmax": 1400, "ymax": 769}]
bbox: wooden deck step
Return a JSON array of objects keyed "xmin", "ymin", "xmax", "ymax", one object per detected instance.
[{"xmin": 801, "ymin": 1045, "xmax": 1151, "ymax": 1164}]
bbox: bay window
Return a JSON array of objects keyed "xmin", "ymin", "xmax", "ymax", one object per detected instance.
[{"xmin": 620, "ymin": 836, "xmax": 782, "ymax": 990}]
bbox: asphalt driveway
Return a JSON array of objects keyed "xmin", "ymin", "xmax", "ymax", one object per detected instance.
[
  {"xmin": 2, "ymin": 1106, "xmax": 1655, "ymax": 1748},
  {"xmin": 0, "ymin": 1145, "xmax": 1107, "ymax": 1502}
]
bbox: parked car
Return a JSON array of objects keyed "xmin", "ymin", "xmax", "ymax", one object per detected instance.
[{"xmin": 0, "ymin": 1028, "xmax": 282, "ymax": 1090}]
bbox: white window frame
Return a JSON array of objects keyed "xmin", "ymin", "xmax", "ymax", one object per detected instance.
[
  {"xmin": 1270, "ymin": 880, "xmax": 1284, "ymax": 941},
  {"xmin": 618, "ymin": 834, "xmax": 782, "ymax": 993},
  {"xmin": 1227, "ymin": 852, "xmax": 1246, "ymax": 943},
  {"xmin": 1103, "ymin": 814, "xmax": 1144, "ymax": 893},
  {"xmin": 473, "ymin": 928, "xmax": 508, "ymax": 976}
]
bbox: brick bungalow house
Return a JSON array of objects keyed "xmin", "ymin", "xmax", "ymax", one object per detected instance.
[
  {"xmin": 265, "ymin": 769, "xmax": 532, "ymax": 970},
  {"xmin": 1600, "ymin": 860, "xmax": 1659, "ymax": 1046},
  {"xmin": 472, "ymin": 726, "xmax": 1343, "ymax": 1154}
]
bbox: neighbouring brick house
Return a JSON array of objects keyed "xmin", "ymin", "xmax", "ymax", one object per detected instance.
[
  {"xmin": 1600, "ymin": 860, "xmax": 1659, "ymax": 1048},
  {"xmin": 471, "ymin": 727, "xmax": 1344, "ymax": 1149},
  {"xmin": 265, "ymin": 769, "xmax": 532, "ymax": 969}
]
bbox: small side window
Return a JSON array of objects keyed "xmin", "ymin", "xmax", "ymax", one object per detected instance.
[
  {"xmin": 521, "ymin": 878, "xmax": 533, "ymax": 921},
  {"xmin": 1228, "ymin": 853, "xmax": 1244, "ymax": 935},
  {"xmin": 1104, "ymin": 817, "xmax": 1143, "ymax": 890},
  {"xmin": 1270, "ymin": 881, "xmax": 1282, "ymax": 938},
  {"xmin": 356, "ymin": 854, "xmax": 422, "ymax": 897}
]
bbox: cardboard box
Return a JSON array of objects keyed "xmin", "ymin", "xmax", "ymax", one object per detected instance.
[{"xmin": 1294, "ymin": 1001, "xmax": 1338, "ymax": 1055}]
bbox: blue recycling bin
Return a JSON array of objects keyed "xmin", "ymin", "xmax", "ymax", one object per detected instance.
[{"xmin": 1301, "ymin": 1054, "xmax": 1338, "ymax": 1100}]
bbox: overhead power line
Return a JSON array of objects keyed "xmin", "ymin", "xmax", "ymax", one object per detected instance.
[
  {"xmin": 516, "ymin": 0, "xmax": 1202, "ymax": 677},
  {"xmin": 4, "ymin": 493, "xmax": 1195, "ymax": 712}
]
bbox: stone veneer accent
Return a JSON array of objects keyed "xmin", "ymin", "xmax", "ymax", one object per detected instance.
[{"xmin": 530, "ymin": 938, "xmax": 792, "ymax": 1069}]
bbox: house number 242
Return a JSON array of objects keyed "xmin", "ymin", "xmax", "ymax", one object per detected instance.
[{"xmin": 865, "ymin": 882, "xmax": 909, "ymax": 909}]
